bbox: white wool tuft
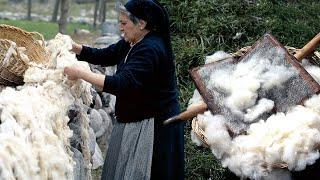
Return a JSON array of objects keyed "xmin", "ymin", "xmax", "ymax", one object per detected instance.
[
  {"xmin": 260, "ymin": 65, "xmax": 297, "ymax": 90},
  {"xmin": 204, "ymin": 115, "xmax": 232, "ymax": 159},
  {"xmin": 190, "ymin": 131, "xmax": 203, "ymax": 146},
  {"xmin": 196, "ymin": 111, "xmax": 215, "ymax": 130},
  {"xmin": 208, "ymin": 69, "xmax": 233, "ymax": 93},
  {"xmin": 304, "ymin": 65, "xmax": 320, "ymax": 84},
  {"xmin": 244, "ymin": 98, "xmax": 274, "ymax": 122},
  {"xmin": 187, "ymin": 90, "xmax": 204, "ymax": 108},
  {"xmin": 205, "ymin": 51, "xmax": 232, "ymax": 64},
  {"xmin": 226, "ymin": 89, "xmax": 258, "ymax": 113},
  {"xmin": 2, "ymin": 40, "xmax": 16, "ymax": 67}
]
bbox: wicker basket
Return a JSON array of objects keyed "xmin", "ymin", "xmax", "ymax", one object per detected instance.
[
  {"xmin": 191, "ymin": 47, "xmax": 320, "ymax": 170},
  {"xmin": 0, "ymin": 24, "xmax": 49, "ymax": 63},
  {"xmin": 0, "ymin": 24, "xmax": 49, "ymax": 86}
]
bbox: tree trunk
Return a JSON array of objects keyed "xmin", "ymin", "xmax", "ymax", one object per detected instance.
[
  {"xmin": 27, "ymin": 0, "xmax": 32, "ymax": 20},
  {"xmin": 101, "ymin": 0, "xmax": 106, "ymax": 23},
  {"xmin": 93, "ymin": 0, "xmax": 99, "ymax": 28},
  {"xmin": 58, "ymin": 0, "xmax": 70, "ymax": 34},
  {"xmin": 98, "ymin": 0, "xmax": 106, "ymax": 23},
  {"xmin": 51, "ymin": 0, "xmax": 61, "ymax": 22}
]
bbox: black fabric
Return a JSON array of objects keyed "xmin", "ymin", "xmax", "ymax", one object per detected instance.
[
  {"xmin": 292, "ymin": 158, "xmax": 320, "ymax": 180},
  {"xmin": 152, "ymin": 108, "xmax": 185, "ymax": 180},
  {"xmin": 124, "ymin": 0, "xmax": 164, "ymax": 33},
  {"xmin": 77, "ymin": 33, "xmax": 179, "ymax": 123}
]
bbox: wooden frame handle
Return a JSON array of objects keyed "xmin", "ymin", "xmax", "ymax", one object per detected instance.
[
  {"xmin": 295, "ymin": 33, "xmax": 320, "ymax": 61},
  {"xmin": 163, "ymin": 102, "xmax": 207, "ymax": 125}
]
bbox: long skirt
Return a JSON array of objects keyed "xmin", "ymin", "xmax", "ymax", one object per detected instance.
[
  {"xmin": 101, "ymin": 118, "xmax": 154, "ymax": 180},
  {"xmin": 101, "ymin": 117, "xmax": 185, "ymax": 180}
]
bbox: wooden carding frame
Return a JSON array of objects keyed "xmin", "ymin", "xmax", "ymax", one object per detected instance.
[{"xmin": 189, "ymin": 33, "xmax": 320, "ymax": 135}]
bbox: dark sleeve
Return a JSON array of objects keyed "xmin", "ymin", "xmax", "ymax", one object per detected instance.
[
  {"xmin": 103, "ymin": 44, "xmax": 158, "ymax": 96},
  {"xmin": 76, "ymin": 40, "xmax": 123, "ymax": 66}
]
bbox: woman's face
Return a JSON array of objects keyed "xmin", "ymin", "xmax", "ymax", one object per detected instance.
[{"xmin": 118, "ymin": 12, "xmax": 142, "ymax": 44}]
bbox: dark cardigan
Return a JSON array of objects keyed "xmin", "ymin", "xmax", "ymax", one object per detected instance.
[{"xmin": 77, "ymin": 33, "xmax": 180, "ymax": 123}]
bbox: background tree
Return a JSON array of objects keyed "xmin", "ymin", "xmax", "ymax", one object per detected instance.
[
  {"xmin": 58, "ymin": 0, "xmax": 70, "ymax": 34},
  {"xmin": 99, "ymin": 0, "xmax": 107, "ymax": 23},
  {"xmin": 93, "ymin": 0, "xmax": 99, "ymax": 28},
  {"xmin": 27, "ymin": 0, "xmax": 32, "ymax": 20},
  {"xmin": 51, "ymin": 0, "xmax": 61, "ymax": 22}
]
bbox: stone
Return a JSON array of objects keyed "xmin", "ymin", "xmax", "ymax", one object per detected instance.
[
  {"xmin": 89, "ymin": 109, "xmax": 103, "ymax": 133},
  {"xmin": 71, "ymin": 147, "xmax": 86, "ymax": 180},
  {"xmin": 91, "ymin": 142, "xmax": 104, "ymax": 169}
]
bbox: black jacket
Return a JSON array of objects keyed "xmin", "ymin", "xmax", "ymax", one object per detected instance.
[{"xmin": 77, "ymin": 33, "xmax": 180, "ymax": 122}]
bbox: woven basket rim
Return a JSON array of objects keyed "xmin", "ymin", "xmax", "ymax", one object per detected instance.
[
  {"xmin": 0, "ymin": 24, "xmax": 49, "ymax": 64},
  {"xmin": 0, "ymin": 39, "xmax": 30, "ymax": 86}
]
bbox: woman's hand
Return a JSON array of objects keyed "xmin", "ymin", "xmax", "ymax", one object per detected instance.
[
  {"xmin": 70, "ymin": 43, "xmax": 83, "ymax": 55},
  {"xmin": 64, "ymin": 66, "xmax": 106, "ymax": 91},
  {"xmin": 64, "ymin": 66, "xmax": 82, "ymax": 80}
]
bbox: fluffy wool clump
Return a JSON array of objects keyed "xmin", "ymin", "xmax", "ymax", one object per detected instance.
[
  {"xmin": 205, "ymin": 51, "xmax": 233, "ymax": 64},
  {"xmin": 206, "ymin": 56, "xmax": 296, "ymax": 118},
  {"xmin": 192, "ymin": 95, "xmax": 320, "ymax": 179},
  {"xmin": 244, "ymin": 98, "xmax": 274, "ymax": 122},
  {"xmin": 0, "ymin": 33, "xmax": 92, "ymax": 179},
  {"xmin": 204, "ymin": 114, "xmax": 232, "ymax": 159}
]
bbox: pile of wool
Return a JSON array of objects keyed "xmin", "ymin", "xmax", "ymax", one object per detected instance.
[
  {"xmin": 190, "ymin": 51, "xmax": 320, "ymax": 179},
  {"xmin": 0, "ymin": 33, "xmax": 92, "ymax": 179},
  {"xmin": 205, "ymin": 48, "xmax": 296, "ymax": 119}
]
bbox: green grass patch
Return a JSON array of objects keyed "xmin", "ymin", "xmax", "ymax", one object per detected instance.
[{"xmin": 0, "ymin": 19, "xmax": 94, "ymax": 40}]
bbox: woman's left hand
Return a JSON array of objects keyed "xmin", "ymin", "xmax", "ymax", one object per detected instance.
[{"xmin": 64, "ymin": 66, "xmax": 83, "ymax": 80}]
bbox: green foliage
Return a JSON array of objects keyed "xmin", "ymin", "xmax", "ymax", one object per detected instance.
[
  {"xmin": 0, "ymin": 19, "xmax": 93, "ymax": 39},
  {"xmin": 160, "ymin": 0, "xmax": 320, "ymax": 179}
]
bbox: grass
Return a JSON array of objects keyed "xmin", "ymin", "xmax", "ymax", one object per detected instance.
[
  {"xmin": 0, "ymin": 19, "xmax": 94, "ymax": 40},
  {"xmin": 0, "ymin": 0, "xmax": 117, "ymax": 19}
]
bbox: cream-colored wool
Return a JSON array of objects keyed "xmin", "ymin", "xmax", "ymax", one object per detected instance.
[
  {"xmin": 190, "ymin": 131, "xmax": 203, "ymax": 147},
  {"xmin": 2, "ymin": 40, "xmax": 16, "ymax": 67},
  {"xmin": 0, "ymin": 34, "xmax": 92, "ymax": 179},
  {"xmin": 205, "ymin": 51, "xmax": 232, "ymax": 64},
  {"xmin": 204, "ymin": 115, "xmax": 231, "ymax": 159},
  {"xmin": 304, "ymin": 65, "xmax": 320, "ymax": 84},
  {"xmin": 244, "ymin": 98, "xmax": 274, "ymax": 122},
  {"xmin": 187, "ymin": 90, "xmax": 204, "ymax": 109}
]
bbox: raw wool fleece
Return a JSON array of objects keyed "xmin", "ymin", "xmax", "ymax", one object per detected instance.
[
  {"xmin": 0, "ymin": 33, "xmax": 92, "ymax": 179},
  {"xmin": 190, "ymin": 51, "xmax": 320, "ymax": 179}
]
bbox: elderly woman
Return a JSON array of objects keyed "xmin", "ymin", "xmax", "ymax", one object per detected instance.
[{"xmin": 64, "ymin": 0, "xmax": 184, "ymax": 179}]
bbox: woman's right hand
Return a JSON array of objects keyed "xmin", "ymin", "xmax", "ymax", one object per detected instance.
[{"xmin": 70, "ymin": 43, "xmax": 83, "ymax": 55}]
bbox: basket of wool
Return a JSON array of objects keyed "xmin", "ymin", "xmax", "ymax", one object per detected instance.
[
  {"xmin": 0, "ymin": 24, "xmax": 49, "ymax": 86},
  {"xmin": 189, "ymin": 33, "xmax": 320, "ymax": 179}
]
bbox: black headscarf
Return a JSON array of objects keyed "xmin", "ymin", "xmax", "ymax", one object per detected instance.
[{"xmin": 124, "ymin": 0, "xmax": 174, "ymax": 61}]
